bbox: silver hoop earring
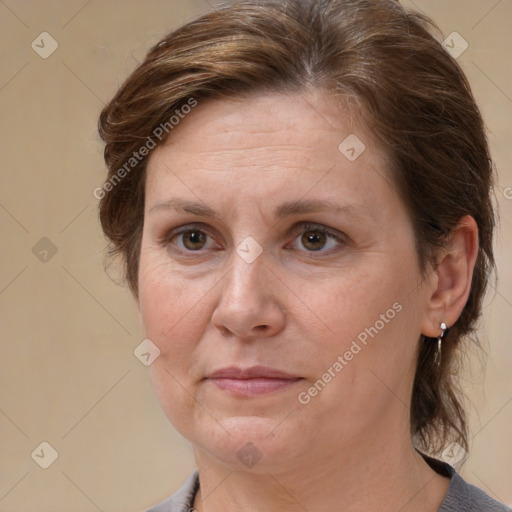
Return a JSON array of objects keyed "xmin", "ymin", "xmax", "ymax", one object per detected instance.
[{"xmin": 434, "ymin": 322, "xmax": 447, "ymax": 367}]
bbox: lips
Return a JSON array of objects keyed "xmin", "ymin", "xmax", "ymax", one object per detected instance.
[
  {"xmin": 207, "ymin": 365, "xmax": 302, "ymax": 397},
  {"xmin": 208, "ymin": 365, "xmax": 300, "ymax": 380}
]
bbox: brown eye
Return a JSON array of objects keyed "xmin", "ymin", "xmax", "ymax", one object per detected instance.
[
  {"xmin": 288, "ymin": 223, "xmax": 346, "ymax": 255},
  {"xmin": 181, "ymin": 230, "xmax": 208, "ymax": 250},
  {"xmin": 301, "ymin": 230, "xmax": 328, "ymax": 251},
  {"xmin": 161, "ymin": 223, "xmax": 220, "ymax": 256}
]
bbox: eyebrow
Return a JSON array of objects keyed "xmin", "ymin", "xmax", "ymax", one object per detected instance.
[{"xmin": 148, "ymin": 198, "xmax": 367, "ymax": 220}]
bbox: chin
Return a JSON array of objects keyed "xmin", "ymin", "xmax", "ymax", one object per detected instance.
[{"xmin": 192, "ymin": 415, "xmax": 304, "ymax": 471}]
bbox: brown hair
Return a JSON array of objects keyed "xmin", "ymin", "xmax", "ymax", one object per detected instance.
[{"xmin": 98, "ymin": 0, "xmax": 495, "ymax": 456}]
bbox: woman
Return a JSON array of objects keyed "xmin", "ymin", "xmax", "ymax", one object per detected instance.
[{"xmin": 97, "ymin": 0, "xmax": 509, "ymax": 510}]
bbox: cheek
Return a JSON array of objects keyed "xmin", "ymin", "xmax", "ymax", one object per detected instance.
[
  {"xmin": 138, "ymin": 259, "xmax": 210, "ymax": 433},
  {"xmin": 138, "ymin": 254, "xmax": 206, "ymax": 380},
  {"xmin": 138, "ymin": 249, "xmax": 211, "ymax": 340},
  {"xmin": 295, "ymin": 264, "xmax": 404, "ymax": 346},
  {"xmin": 294, "ymin": 257, "xmax": 421, "ymax": 404}
]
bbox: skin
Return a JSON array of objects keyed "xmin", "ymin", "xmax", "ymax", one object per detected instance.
[{"xmin": 138, "ymin": 90, "xmax": 478, "ymax": 512}]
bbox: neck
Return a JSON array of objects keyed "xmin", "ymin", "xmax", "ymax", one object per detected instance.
[{"xmin": 192, "ymin": 419, "xmax": 450, "ymax": 512}]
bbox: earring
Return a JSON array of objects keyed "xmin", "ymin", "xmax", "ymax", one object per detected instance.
[{"xmin": 434, "ymin": 322, "xmax": 447, "ymax": 367}]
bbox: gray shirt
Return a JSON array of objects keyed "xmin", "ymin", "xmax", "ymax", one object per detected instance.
[{"xmin": 147, "ymin": 455, "xmax": 510, "ymax": 512}]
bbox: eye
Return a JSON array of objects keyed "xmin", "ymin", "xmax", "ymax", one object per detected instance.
[
  {"xmin": 164, "ymin": 225, "xmax": 219, "ymax": 253},
  {"xmin": 289, "ymin": 223, "xmax": 346, "ymax": 253}
]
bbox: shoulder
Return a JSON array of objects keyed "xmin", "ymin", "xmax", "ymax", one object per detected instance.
[
  {"xmin": 146, "ymin": 471, "xmax": 199, "ymax": 512},
  {"xmin": 439, "ymin": 471, "xmax": 511, "ymax": 512},
  {"xmin": 420, "ymin": 452, "xmax": 510, "ymax": 512}
]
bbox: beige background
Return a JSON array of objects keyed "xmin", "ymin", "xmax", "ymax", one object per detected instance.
[{"xmin": 0, "ymin": 0, "xmax": 511, "ymax": 511}]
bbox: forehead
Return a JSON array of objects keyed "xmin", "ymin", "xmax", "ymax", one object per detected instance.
[
  {"xmin": 144, "ymin": 91, "xmax": 395, "ymax": 217},
  {"xmin": 151, "ymin": 91, "xmax": 368, "ymax": 158}
]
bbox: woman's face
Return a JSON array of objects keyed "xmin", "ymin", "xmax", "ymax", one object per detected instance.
[{"xmin": 139, "ymin": 91, "xmax": 435, "ymax": 471}]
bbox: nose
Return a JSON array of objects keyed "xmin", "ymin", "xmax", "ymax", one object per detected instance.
[{"xmin": 211, "ymin": 255, "xmax": 286, "ymax": 340}]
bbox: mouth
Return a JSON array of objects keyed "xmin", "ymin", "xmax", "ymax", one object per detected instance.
[{"xmin": 207, "ymin": 365, "xmax": 303, "ymax": 397}]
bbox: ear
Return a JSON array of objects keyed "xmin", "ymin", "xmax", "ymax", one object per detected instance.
[{"xmin": 421, "ymin": 215, "xmax": 479, "ymax": 337}]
